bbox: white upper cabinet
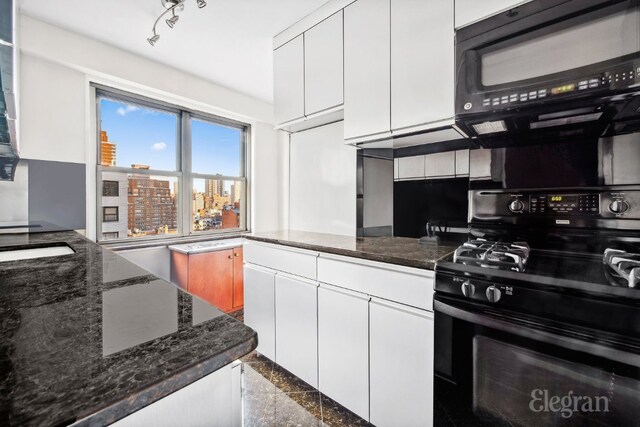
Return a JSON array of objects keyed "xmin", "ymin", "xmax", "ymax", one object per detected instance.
[
  {"xmin": 455, "ymin": 0, "xmax": 532, "ymax": 29},
  {"xmin": 304, "ymin": 11, "xmax": 344, "ymax": 116},
  {"xmin": 425, "ymin": 151, "xmax": 456, "ymax": 178},
  {"xmin": 391, "ymin": 0, "xmax": 454, "ymax": 132},
  {"xmin": 344, "ymin": 0, "xmax": 391, "ymax": 142},
  {"xmin": 274, "ymin": 35, "xmax": 304, "ymax": 125}
]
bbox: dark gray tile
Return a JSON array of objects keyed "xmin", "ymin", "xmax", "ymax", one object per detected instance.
[
  {"xmin": 244, "ymin": 391, "xmax": 276, "ymax": 427},
  {"xmin": 284, "ymin": 391, "xmax": 323, "ymax": 419},
  {"xmin": 274, "ymin": 392, "xmax": 323, "ymax": 427},
  {"xmin": 243, "ymin": 363, "xmax": 276, "ymax": 394},
  {"xmin": 271, "ymin": 363, "xmax": 318, "ymax": 394},
  {"xmin": 320, "ymin": 394, "xmax": 371, "ymax": 427},
  {"xmin": 241, "ymin": 350, "xmax": 274, "ymax": 365}
]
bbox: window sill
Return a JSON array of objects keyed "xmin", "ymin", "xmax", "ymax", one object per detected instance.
[{"xmin": 102, "ymin": 230, "xmax": 251, "ymax": 252}]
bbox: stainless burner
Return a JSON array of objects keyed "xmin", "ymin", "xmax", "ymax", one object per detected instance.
[
  {"xmin": 603, "ymin": 248, "xmax": 640, "ymax": 288},
  {"xmin": 453, "ymin": 239, "xmax": 530, "ymax": 272}
]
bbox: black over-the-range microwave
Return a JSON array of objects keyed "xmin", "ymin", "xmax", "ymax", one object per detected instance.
[{"xmin": 455, "ymin": 0, "xmax": 640, "ymax": 144}]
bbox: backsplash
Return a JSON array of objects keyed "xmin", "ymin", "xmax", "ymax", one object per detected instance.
[{"xmin": 0, "ymin": 159, "xmax": 86, "ymax": 233}]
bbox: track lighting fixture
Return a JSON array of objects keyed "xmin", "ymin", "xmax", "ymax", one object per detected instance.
[
  {"xmin": 147, "ymin": 32, "xmax": 160, "ymax": 46},
  {"xmin": 148, "ymin": 0, "xmax": 207, "ymax": 46},
  {"xmin": 166, "ymin": 10, "xmax": 179, "ymax": 28}
]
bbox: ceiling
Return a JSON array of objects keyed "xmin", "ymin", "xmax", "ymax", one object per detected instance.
[{"xmin": 20, "ymin": 0, "xmax": 329, "ymax": 103}]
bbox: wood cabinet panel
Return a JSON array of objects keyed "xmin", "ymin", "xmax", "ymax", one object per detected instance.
[
  {"xmin": 170, "ymin": 251, "xmax": 189, "ymax": 291},
  {"xmin": 188, "ymin": 250, "xmax": 234, "ymax": 312},
  {"xmin": 170, "ymin": 245, "xmax": 244, "ymax": 313},
  {"xmin": 232, "ymin": 248, "xmax": 244, "ymax": 310}
]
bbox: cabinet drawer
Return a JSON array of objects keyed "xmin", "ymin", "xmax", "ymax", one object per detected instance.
[
  {"xmin": 244, "ymin": 241, "xmax": 318, "ymax": 280},
  {"xmin": 317, "ymin": 254, "xmax": 434, "ymax": 311}
]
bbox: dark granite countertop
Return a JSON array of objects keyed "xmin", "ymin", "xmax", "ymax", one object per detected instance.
[
  {"xmin": 246, "ymin": 230, "xmax": 461, "ymax": 270},
  {"xmin": 0, "ymin": 231, "xmax": 257, "ymax": 426}
]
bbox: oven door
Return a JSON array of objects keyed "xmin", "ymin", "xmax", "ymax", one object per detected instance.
[{"xmin": 433, "ymin": 295, "xmax": 640, "ymax": 426}]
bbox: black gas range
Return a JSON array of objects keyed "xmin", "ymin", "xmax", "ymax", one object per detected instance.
[{"xmin": 433, "ymin": 186, "xmax": 640, "ymax": 426}]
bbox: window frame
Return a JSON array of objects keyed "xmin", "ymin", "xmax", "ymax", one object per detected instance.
[
  {"xmin": 102, "ymin": 206, "xmax": 119, "ymax": 222},
  {"xmin": 94, "ymin": 84, "xmax": 250, "ymax": 243},
  {"xmin": 102, "ymin": 180, "xmax": 120, "ymax": 197}
]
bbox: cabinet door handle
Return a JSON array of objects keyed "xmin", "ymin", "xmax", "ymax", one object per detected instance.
[
  {"xmin": 228, "ymin": 255, "xmax": 233, "ymax": 259},
  {"xmin": 234, "ymin": 253, "xmax": 239, "ymax": 257}
]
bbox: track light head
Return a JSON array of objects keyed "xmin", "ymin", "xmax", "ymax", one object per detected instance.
[
  {"xmin": 148, "ymin": 34, "xmax": 160, "ymax": 46},
  {"xmin": 166, "ymin": 14, "xmax": 179, "ymax": 28},
  {"xmin": 196, "ymin": 0, "xmax": 206, "ymax": 8}
]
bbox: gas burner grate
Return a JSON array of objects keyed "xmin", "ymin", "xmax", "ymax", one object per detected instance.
[
  {"xmin": 603, "ymin": 248, "xmax": 640, "ymax": 288},
  {"xmin": 453, "ymin": 239, "xmax": 530, "ymax": 272}
]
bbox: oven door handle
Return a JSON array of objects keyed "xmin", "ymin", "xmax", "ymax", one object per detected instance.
[{"xmin": 434, "ymin": 299, "xmax": 640, "ymax": 367}]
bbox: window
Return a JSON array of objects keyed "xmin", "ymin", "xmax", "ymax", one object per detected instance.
[
  {"xmin": 95, "ymin": 86, "xmax": 248, "ymax": 242},
  {"xmin": 103, "ymin": 207, "xmax": 119, "ymax": 222},
  {"xmin": 103, "ymin": 180, "xmax": 119, "ymax": 197}
]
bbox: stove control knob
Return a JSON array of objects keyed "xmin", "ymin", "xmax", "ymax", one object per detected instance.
[
  {"xmin": 461, "ymin": 281, "xmax": 476, "ymax": 297},
  {"xmin": 486, "ymin": 285, "xmax": 502, "ymax": 303},
  {"xmin": 609, "ymin": 200, "xmax": 629, "ymax": 214},
  {"xmin": 509, "ymin": 200, "xmax": 525, "ymax": 213}
]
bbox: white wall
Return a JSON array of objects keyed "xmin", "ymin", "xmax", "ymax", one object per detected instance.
[
  {"xmin": 251, "ymin": 122, "xmax": 281, "ymax": 233},
  {"xmin": 18, "ymin": 15, "xmax": 282, "ymax": 239},
  {"xmin": 289, "ymin": 121, "xmax": 357, "ymax": 236}
]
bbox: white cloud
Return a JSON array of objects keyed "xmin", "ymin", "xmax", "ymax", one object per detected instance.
[
  {"xmin": 151, "ymin": 142, "xmax": 167, "ymax": 151},
  {"xmin": 116, "ymin": 105, "xmax": 140, "ymax": 116}
]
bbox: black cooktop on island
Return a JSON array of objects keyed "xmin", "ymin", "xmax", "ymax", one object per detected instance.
[{"xmin": 0, "ymin": 231, "xmax": 257, "ymax": 426}]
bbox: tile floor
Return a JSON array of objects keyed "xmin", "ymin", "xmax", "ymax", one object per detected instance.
[
  {"xmin": 240, "ymin": 351, "xmax": 371, "ymax": 427},
  {"xmin": 231, "ymin": 309, "xmax": 370, "ymax": 426}
]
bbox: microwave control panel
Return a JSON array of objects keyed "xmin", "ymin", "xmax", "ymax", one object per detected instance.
[{"xmin": 472, "ymin": 62, "xmax": 640, "ymax": 112}]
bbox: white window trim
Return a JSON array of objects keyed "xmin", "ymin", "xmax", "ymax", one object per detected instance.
[{"xmin": 93, "ymin": 84, "xmax": 250, "ymax": 243}]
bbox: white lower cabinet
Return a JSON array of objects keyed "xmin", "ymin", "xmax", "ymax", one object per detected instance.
[
  {"xmin": 111, "ymin": 362, "xmax": 242, "ymax": 427},
  {"xmin": 369, "ymin": 298, "xmax": 435, "ymax": 427},
  {"xmin": 244, "ymin": 243, "xmax": 436, "ymax": 426},
  {"xmin": 243, "ymin": 264, "xmax": 276, "ymax": 360},
  {"xmin": 275, "ymin": 273, "xmax": 319, "ymax": 388},
  {"xmin": 318, "ymin": 283, "xmax": 370, "ymax": 421}
]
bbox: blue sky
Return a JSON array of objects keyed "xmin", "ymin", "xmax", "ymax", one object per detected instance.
[{"xmin": 100, "ymin": 98, "xmax": 242, "ymax": 192}]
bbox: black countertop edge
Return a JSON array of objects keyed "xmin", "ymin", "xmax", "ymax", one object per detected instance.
[
  {"xmin": 74, "ymin": 336, "xmax": 257, "ymax": 426},
  {"xmin": 245, "ymin": 233, "xmax": 459, "ymax": 271}
]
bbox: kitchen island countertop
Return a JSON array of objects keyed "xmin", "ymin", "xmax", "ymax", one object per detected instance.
[
  {"xmin": 246, "ymin": 230, "xmax": 461, "ymax": 270},
  {"xmin": 0, "ymin": 231, "xmax": 257, "ymax": 426}
]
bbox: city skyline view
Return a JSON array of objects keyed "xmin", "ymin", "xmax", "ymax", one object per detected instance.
[
  {"xmin": 99, "ymin": 97, "xmax": 244, "ymax": 239},
  {"xmin": 100, "ymin": 97, "xmax": 244, "ymax": 193}
]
